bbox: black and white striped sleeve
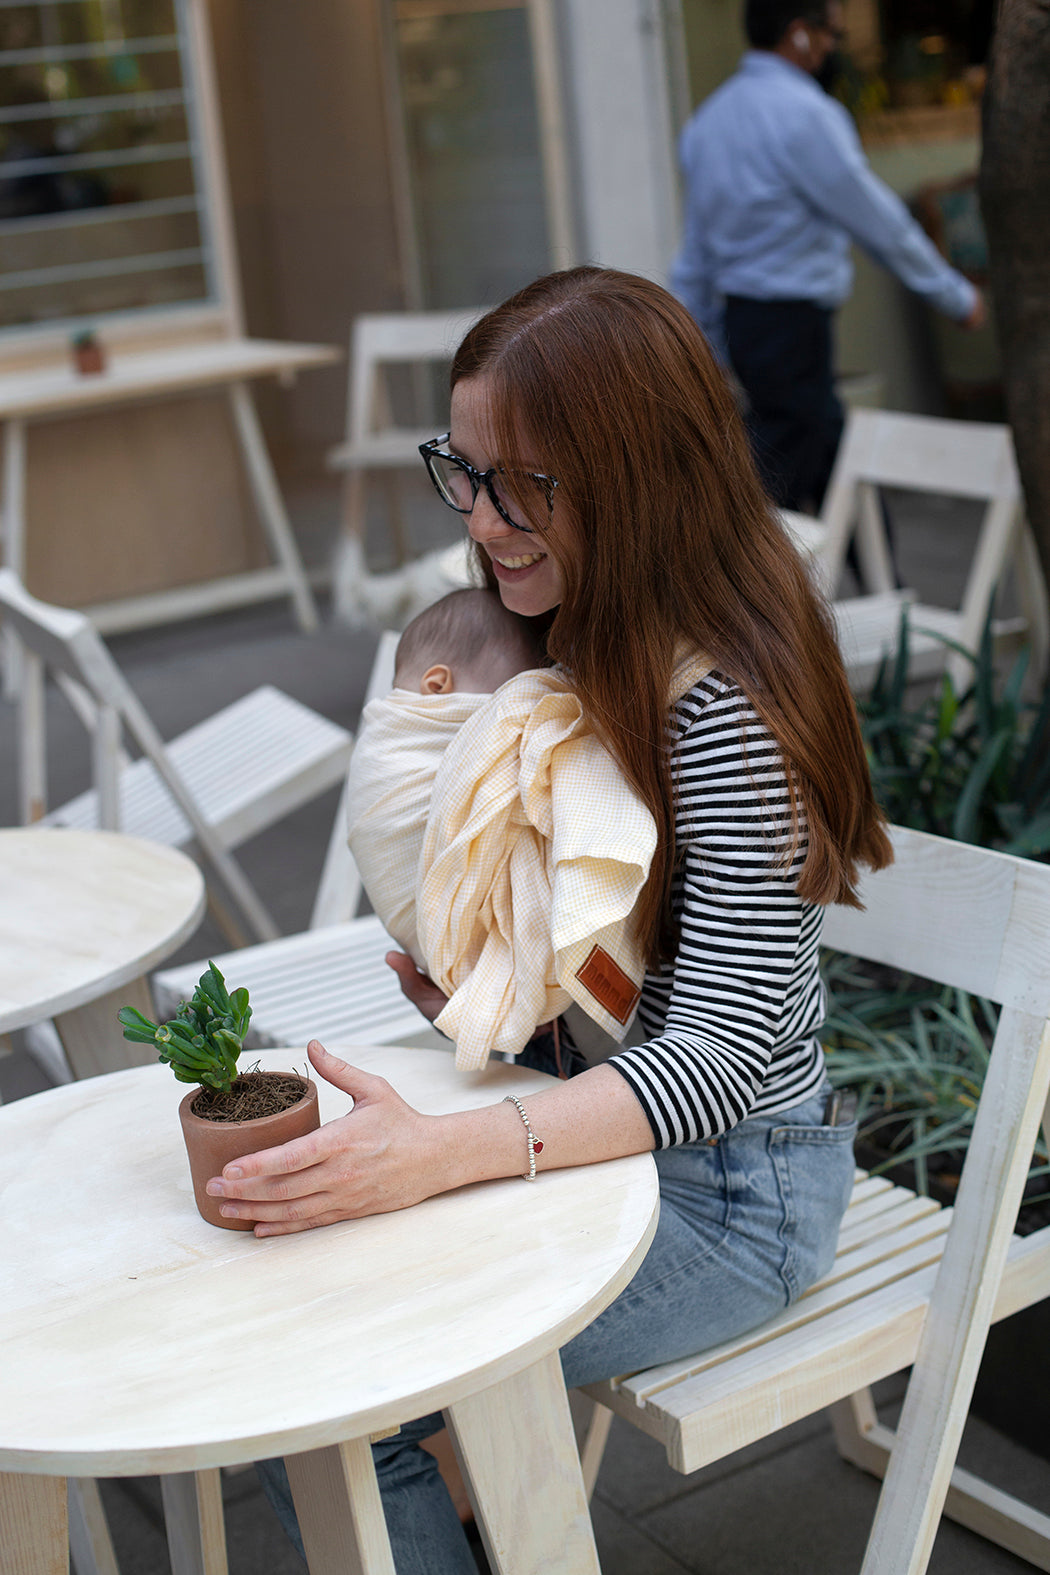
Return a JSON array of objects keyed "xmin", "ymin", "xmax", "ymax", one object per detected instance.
[{"xmin": 607, "ymin": 674, "xmax": 827, "ymax": 1149}]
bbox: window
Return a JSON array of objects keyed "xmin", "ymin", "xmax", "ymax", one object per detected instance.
[
  {"xmin": 0, "ymin": 0, "xmax": 219, "ymax": 337},
  {"xmin": 834, "ymin": 0, "xmax": 991, "ymax": 140}
]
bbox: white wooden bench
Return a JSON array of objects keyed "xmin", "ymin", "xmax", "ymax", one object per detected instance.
[{"xmin": 581, "ymin": 825, "xmax": 1050, "ymax": 1573}]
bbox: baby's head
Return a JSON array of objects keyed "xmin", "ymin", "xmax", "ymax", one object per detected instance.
[{"xmin": 393, "ymin": 588, "xmax": 546, "ymax": 695}]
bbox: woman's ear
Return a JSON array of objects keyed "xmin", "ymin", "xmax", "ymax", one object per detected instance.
[{"xmin": 421, "ymin": 663, "xmax": 454, "ymax": 694}]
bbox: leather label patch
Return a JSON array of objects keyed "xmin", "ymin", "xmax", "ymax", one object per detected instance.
[{"xmin": 575, "ymin": 946, "xmax": 641, "ymax": 1026}]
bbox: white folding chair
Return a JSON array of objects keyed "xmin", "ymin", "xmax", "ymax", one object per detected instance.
[
  {"xmin": 781, "ymin": 410, "xmax": 1049, "ymax": 692},
  {"xmin": 0, "ymin": 569, "xmax": 352, "ymax": 947},
  {"xmin": 153, "ymin": 631, "xmax": 447, "ymax": 1054},
  {"xmin": 327, "ymin": 306, "xmax": 491, "ymax": 556},
  {"xmin": 580, "ymin": 824, "xmax": 1050, "ymax": 1572}
]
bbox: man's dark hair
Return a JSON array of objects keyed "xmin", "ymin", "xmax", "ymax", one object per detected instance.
[{"xmin": 744, "ymin": 0, "xmax": 829, "ymax": 49}]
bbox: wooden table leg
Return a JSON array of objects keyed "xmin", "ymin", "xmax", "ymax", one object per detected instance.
[
  {"xmin": 53, "ymin": 977, "xmax": 157, "ymax": 1082},
  {"xmin": 0, "ymin": 1471, "xmax": 69, "ymax": 1575},
  {"xmin": 67, "ymin": 1480, "xmax": 119, "ymax": 1575},
  {"xmin": 446, "ymin": 1349, "xmax": 602, "ymax": 1575},
  {"xmin": 160, "ymin": 1469, "xmax": 228, "ymax": 1575},
  {"xmin": 286, "ymin": 1438, "xmax": 396, "ymax": 1575}
]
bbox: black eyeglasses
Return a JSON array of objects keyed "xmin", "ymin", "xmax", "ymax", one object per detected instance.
[{"xmin": 419, "ymin": 434, "xmax": 558, "ymax": 534}]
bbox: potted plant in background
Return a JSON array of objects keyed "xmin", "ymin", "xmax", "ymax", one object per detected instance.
[
  {"xmin": 70, "ymin": 327, "xmax": 106, "ymax": 375},
  {"xmin": 118, "ymin": 963, "xmax": 319, "ymax": 1231}
]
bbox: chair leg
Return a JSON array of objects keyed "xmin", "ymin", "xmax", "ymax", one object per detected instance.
[
  {"xmin": 68, "ymin": 1479, "xmax": 119, "ymax": 1575},
  {"xmin": 829, "ymin": 1392, "xmax": 1050, "ymax": 1570},
  {"xmin": 226, "ymin": 382, "xmax": 318, "ymax": 634},
  {"xmin": 378, "ymin": 473, "xmax": 410, "ymax": 566},
  {"xmin": 339, "ymin": 469, "xmax": 368, "ymax": 543},
  {"xmin": 1, "ymin": 417, "xmax": 28, "ymax": 701},
  {"xmin": 203, "ymin": 887, "xmax": 254, "ymax": 952},
  {"xmin": 578, "ymin": 1397, "xmax": 614, "ymax": 1502},
  {"xmin": 160, "ymin": 1469, "xmax": 229, "ymax": 1575}
]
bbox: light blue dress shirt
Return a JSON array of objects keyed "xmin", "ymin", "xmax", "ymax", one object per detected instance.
[{"xmin": 671, "ymin": 51, "xmax": 977, "ymax": 357}]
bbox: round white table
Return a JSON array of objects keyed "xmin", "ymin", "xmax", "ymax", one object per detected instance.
[
  {"xmin": 0, "ymin": 1046, "xmax": 659, "ymax": 1575},
  {"xmin": 0, "ymin": 827, "xmax": 206, "ymax": 1079}
]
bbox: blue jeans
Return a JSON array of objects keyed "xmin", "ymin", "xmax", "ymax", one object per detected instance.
[{"xmin": 256, "ymin": 1042, "xmax": 856, "ymax": 1572}]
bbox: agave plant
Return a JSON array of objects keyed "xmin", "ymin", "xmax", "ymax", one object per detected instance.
[
  {"xmin": 820, "ymin": 948, "xmax": 1049, "ymax": 1223},
  {"xmin": 823, "ymin": 609, "xmax": 1050, "ymax": 1223},
  {"xmin": 860, "ymin": 608, "xmax": 1050, "ymax": 859},
  {"xmin": 118, "ymin": 963, "xmax": 252, "ymax": 1093}
]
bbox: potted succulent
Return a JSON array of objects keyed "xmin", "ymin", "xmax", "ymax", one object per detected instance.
[{"xmin": 118, "ymin": 963, "xmax": 319, "ymax": 1231}]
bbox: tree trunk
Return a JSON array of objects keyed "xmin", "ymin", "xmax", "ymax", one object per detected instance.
[{"xmin": 979, "ymin": 0, "xmax": 1050, "ymax": 591}]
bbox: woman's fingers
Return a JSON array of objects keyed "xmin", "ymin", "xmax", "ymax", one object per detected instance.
[
  {"xmin": 306, "ymin": 1039, "xmax": 388, "ymax": 1102},
  {"xmin": 204, "ymin": 1047, "xmax": 441, "ymax": 1231}
]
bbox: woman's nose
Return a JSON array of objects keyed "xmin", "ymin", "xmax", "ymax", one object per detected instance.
[{"xmin": 466, "ymin": 489, "xmax": 506, "ymax": 541}]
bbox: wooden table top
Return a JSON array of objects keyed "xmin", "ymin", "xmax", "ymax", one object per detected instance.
[
  {"xmin": 0, "ymin": 337, "xmax": 339, "ymax": 421},
  {"xmin": 0, "ymin": 827, "xmax": 206, "ymax": 1033},
  {"xmin": 0, "ymin": 1046, "xmax": 658, "ymax": 1477}
]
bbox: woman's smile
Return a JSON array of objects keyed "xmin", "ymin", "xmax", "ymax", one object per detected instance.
[
  {"xmin": 491, "ymin": 548, "xmax": 546, "ymax": 572},
  {"xmin": 451, "ymin": 375, "xmax": 571, "ymax": 617}
]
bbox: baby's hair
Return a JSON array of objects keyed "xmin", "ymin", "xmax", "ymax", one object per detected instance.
[{"xmin": 395, "ymin": 587, "xmax": 545, "ymax": 682}]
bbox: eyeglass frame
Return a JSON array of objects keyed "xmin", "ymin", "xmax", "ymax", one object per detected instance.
[{"xmin": 418, "ymin": 433, "xmax": 558, "ymax": 535}]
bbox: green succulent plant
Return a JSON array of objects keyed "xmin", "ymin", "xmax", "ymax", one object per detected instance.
[{"xmin": 118, "ymin": 963, "xmax": 252, "ymax": 1093}]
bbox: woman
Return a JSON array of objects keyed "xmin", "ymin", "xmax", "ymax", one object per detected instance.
[{"xmin": 214, "ymin": 267, "xmax": 892, "ymax": 1571}]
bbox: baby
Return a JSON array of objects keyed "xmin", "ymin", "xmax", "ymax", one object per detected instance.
[
  {"xmin": 347, "ymin": 587, "xmax": 664, "ymax": 1069},
  {"xmin": 390, "ymin": 585, "xmax": 544, "ymax": 699},
  {"xmin": 346, "ymin": 588, "xmax": 546, "ymax": 968}
]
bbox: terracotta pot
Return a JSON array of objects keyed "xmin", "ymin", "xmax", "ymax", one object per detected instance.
[
  {"xmin": 179, "ymin": 1074, "xmax": 320, "ymax": 1230},
  {"xmin": 72, "ymin": 340, "xmax": 106, "ymax": 375}
]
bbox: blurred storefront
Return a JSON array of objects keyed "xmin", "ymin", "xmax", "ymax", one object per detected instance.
[
  {"xmin": 0, "ymin": 0, "xmax": 993, "ymax": 608},
  {"xmin": 0, "ymin": 1, "xmax": 683, "ymax": 462}
]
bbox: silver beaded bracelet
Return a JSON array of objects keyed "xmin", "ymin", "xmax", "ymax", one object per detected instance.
[{"xmin": 504, "ymin": 1094, "xmax": 544, "ymax": 1181}]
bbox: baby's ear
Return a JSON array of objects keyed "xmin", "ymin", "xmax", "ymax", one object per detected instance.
[{"xmin": 421, "ymin": 663, "xmax": 454, "ymax": 694}]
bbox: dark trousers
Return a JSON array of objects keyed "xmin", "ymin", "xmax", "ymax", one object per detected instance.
[{"xmin": 724, "ymin": 295, "xmax": 844, "ymax": 514}]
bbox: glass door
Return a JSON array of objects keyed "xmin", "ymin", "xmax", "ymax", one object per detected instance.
[
  {"xmin": 0, "ymin": 0, "xmax": 222, "ymax": 337},
  {"xmin": 389, "ymin": 0, "xmax": 570, "ymax": 309}
]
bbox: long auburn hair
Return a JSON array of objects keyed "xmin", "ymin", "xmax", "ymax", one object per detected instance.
[{"xmin": 452, "ymin": 267, "xmax": 892, "ymax": 965}]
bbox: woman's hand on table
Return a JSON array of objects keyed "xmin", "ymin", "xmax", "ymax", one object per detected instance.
[
  {"xmin": 206, "ymin": 1037, "xmax": 657, "ymax": 1237},
  {"xmin": 206, "ymin": 1040, "xmax": 447, "ymax": 1235},
  {"xmin": 386, "ymin": 950, "xmax": 448, "ymax": 1023}
]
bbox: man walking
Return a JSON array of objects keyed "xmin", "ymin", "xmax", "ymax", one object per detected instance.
[{"xmin": 672, "ymin": 0, "xmax": 984, "ymax": 511}]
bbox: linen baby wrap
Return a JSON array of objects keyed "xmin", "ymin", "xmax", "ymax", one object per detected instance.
[{"xmin": 346, "ymin": 655, "xmax": 710, "ymax": 1070}]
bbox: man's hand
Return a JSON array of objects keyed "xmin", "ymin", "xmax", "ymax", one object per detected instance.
[{"xmin": 960, "ymin": 290, "xmax": 987, "ymax": 331}]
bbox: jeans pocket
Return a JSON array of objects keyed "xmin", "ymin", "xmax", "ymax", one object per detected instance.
[{"xmin": 768, "ymin": 1119, "xmax": 857, "ymax": 1301}]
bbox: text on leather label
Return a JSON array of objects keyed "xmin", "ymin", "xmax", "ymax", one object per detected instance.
[{"xmin": 575, "ymin": 946, "xmax": 641, "ymax": 1026}]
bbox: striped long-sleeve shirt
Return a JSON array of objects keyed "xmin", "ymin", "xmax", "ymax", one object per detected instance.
[{"xmin": 609, "ymin": 671, "xmax": 827, "ymax": 1149}]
